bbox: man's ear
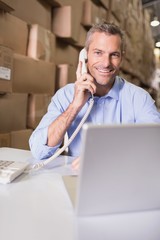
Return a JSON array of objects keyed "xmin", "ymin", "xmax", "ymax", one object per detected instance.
[{"xmin": 122, "ymin": 50, "xmax": 126, "ymax": 57}]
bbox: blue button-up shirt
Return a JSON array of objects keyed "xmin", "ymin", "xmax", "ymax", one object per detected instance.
[{"xmin": 29, "ymin": 77, "xmax": 160, "ymax": 159}]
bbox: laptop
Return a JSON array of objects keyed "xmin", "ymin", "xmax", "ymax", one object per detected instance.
[{"xmin": 63, "ymin": 123, "xmax": 160, "ymax": 216}]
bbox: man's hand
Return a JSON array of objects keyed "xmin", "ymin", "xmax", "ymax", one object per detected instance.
[
  {"xmin": 71, "ymin": 156, "xmax": 80, "ymax": 171},
  {"xmin": 72, "ymin": 61, "xmax": 96, "ymax": 109}
]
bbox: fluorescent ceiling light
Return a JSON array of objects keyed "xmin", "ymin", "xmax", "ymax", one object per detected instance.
[
  {"xmin": 150, "ymin": 17, "xmax": 160, "ymax": 27},
  {"xmin": 155, "ymin": 41, "xmax": 160, "ymax": 47}
]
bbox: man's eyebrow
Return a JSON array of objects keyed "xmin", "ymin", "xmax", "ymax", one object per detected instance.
[
  {"xmin": 92, "ymin": 48, "xmax": 103, "ymax": 52},
  {"xmin": 112, "ymin": 51, "xmax": 121, "ymax": 53}
]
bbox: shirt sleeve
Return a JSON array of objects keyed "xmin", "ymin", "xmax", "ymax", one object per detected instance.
[
  {"xmin": 134, "ymin": 88, "xmax": 160, "ymax": 123},
  {"xmin": 29, "ymin": 125, "xmax": 60, "ymax": 160},
  {"xmin": 29, "ymin": 85, "xmax": 74, "ymax": 160}
]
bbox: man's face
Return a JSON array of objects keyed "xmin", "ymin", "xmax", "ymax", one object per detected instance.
[{"xmin": 87, "ymin": 32, "xmax": 123, "ymax": 87}]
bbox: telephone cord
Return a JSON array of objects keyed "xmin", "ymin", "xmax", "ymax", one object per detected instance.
[{"xmin": 28, "ymin": 97, "xmax": 94, "ymax": 172}]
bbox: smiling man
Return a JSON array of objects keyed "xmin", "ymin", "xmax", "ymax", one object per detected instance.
[{"xmin": 29, "ymin": 22, "xmax": 160, "ymax": 166}]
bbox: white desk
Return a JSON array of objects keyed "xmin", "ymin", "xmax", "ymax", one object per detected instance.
[{"xmin": 0, "ymin": 147, "xmax": 160, "ymax": 240}]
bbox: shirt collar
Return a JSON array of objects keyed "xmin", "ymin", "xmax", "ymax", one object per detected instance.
[{"xmin": 89, "ymin": 76, "xmax": 124, "ymax": 101}]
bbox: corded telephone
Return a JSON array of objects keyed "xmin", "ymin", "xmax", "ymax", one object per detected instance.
[{"xmin": 29, "ymin": 48, "xmax": 94, "ymax": 171}]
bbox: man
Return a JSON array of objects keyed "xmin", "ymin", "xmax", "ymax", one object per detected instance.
[{"xmin": 29, "ymin": 22, "xmax": 160, "ymax": 169}]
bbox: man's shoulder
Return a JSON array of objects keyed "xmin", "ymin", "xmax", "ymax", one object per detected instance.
[
  {"xmin": 56, "ymin": 83, "xmax": 75, "ymax": 95},
  {"xmin": 119, "ymin": 77, "xmax": 147, "ymax": 94},
  {"xmin": 60, "ymin": 83, "xmax": 74, "ymax": 90}
]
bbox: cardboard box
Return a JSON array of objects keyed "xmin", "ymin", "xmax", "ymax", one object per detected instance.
[
  {"xmin": 2, "ymin": 0, "xmax": 52, "ymax": 30},
  {"xmin": 1, "ymin": 53, "xmax": 56, "ymax": 94},
  {"xmin": 0, "ymin": 133, "xmax": 10, "ymax": 147},
  {"xmin": 109, "ymin": 12, "xmax": 120, "ymax": 27},
  {"xmin": 0, "ymin": 93, "xmax": 28, "ymax": 133},
  {"xmin": 0, "ymin": 0, "xmax": 14, "ymax": 12},
  {"xmin": 0, "ymin": 45, "xmax": 13, "ymax": 93},
  {"xmin": 81, "ymin": 0, "xmax": 100, "ymax": 27},
  {"xmin": 52, "ymin": 2, "xmax": 83, "ymax": 44},
  {"xmin": 13, "ymin": 54, "xmax": 56, "ymax": 94},
  {"xmin": 125, "ymin": 15, "xmax": 136, "ymax": 38},
  {"xmin": 0, "ymin": 129, "xmax": 32, "ymax": 150},
  {"xmin": 92, "ymin": 0, "xmax": 110, "ymax": 10},
  {"xmin": 56, "ymin": 64, "xmax": 76, "ymax": 90},
  {"xmin": 119, "ymin": 70, "xmax": 132, "ymax": 83},
  {"xmin": 132, "ymin": 0, "xmax": 143, "ymax": 12},
  {"xmin": 100, "ymin": 0, "xmax": 110, "ymax": 9},
  {"xmin": 27, "ymin": 93, "xmax": 51, "ymax": 129},
  {"xmin": 43, "ymin": 0, "xmax": 71, "ymax": 7},
  {"xmin": 111, "ymin": 0, "xmax": 128, "ymax": 23},
  {"xmin": 0, "ymin": 12, "xmax": 28, "ymax": 55},
  {"xmin": 55, "ymin": 40, "xmax": 79, "ymax": 65},
  {"xmin": 99, "ymin": 6, "xmax": 108, "ymax": 22},
  {"xmin": 124, "ymin": 35, "xmax": 134, "ymax": 62},
  {"xmin": 75, "ymin": 24, "xmax": 87, "ymax": 47},
  {"xmin": 11, "ymin": 129, "xmax": 33, "ymax": 150},
  {"xmin": 120, "ymin": 58, "xmax": 133, "ymax": 75},
  {"xmin": 27, "ymin": 24, "xmax": 56, "ymax": 62}
]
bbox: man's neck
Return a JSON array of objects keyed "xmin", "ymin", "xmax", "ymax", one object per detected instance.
[{"xmin": 95, "ymin": 79, "xmax": 115, "ymax": 97}]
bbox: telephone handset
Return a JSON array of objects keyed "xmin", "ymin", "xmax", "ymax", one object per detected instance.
[
  {"xmin": 79, "ymin": 48, "xmax": 88, "ymax": 74},
  {"xmin": 79, "ymin": 48, "xmax": 94, "ymax": 100},
  {"xmin": 29, "ymin": 48, "xmax": 94, "ymax": 172}
]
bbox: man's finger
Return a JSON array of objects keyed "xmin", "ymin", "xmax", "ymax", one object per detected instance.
[
  {"xmin": 76, "ymin": 61, "xmax": 82, "ymax": 79},
  {"xmin": 72, "ymin": 156, "xmax": 80, "ymax": 170}
]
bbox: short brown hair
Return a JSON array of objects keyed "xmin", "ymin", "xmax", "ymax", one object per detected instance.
[{"xmin": 85, "ymin": 21, "xmax": 125, "ymax": 53}]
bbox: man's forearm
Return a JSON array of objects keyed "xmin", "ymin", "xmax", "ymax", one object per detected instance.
[{"xmin": 47, "ymin": 102, "xmax": 81, "ymax": 147}]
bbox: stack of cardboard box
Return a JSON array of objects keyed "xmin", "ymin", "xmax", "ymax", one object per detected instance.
[{"xmin": 0, "ymin": 1, "xmax": 55, "ymax": 149}]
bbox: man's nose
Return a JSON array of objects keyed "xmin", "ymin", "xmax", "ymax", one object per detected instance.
[{"xmin": 102, "ymin": 55, "xmax": 111, "ymax": 66}]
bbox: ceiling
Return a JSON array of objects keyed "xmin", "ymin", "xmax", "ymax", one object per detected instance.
[{"xmin": 142, "ymin": 0, "xmax": 160, "ymax": 44}]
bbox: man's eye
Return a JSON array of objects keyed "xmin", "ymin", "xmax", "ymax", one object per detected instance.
[
  {"xmin": 111, "ymin": 53, "xmax": 120, "ymax": 58},
  {"xmin": 94, "ymin": 51, "xmax": 102, "ymax": 56}
]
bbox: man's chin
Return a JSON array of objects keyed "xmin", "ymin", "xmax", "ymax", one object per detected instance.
[{"xmin": 94, "ymin": 75, "xmax": 116, "ymax": 86}]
